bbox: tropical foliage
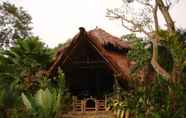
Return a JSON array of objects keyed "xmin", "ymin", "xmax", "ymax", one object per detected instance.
[
  {"xmin": 0, "ymin": 37, "xmax": 56, "ymax": 117},
  {"xmin": 108, "ymin": 30, "xmax": 186, "ymax": 118},
  {"xmin": 21, "ymin": 88, "xmax": 61, "ymax": 118}
]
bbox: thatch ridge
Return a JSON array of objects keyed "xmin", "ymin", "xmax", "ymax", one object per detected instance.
[{"xmin": 46, "ymin": 27, "xmax": 131, "ymax": 81}]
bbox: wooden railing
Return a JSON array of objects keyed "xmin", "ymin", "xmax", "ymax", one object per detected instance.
[
  {"xmin": 73, "ymin": 99, "xmax": 83, "ymax": 112},
  {"xmin": 72, "ymin": 96, "xmax": 107, "ymax": 112},
  {"xmin": 96, "ymin": 100, "xmax": 105, "ymax": 111}
]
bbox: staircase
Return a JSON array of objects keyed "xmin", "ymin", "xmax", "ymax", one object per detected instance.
[{"xmin": 60, "ymin": 111, "xmax": 116, "ymax": 118}]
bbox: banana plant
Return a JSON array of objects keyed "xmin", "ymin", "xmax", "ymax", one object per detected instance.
[{"xmin": 21, "ymin": 88, "xmax": 61, "ymax": 118}]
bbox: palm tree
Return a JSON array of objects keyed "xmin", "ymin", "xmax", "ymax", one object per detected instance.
[{"xmin": 0, "ymin": 37, "xmax": 53, "ymax": 117}]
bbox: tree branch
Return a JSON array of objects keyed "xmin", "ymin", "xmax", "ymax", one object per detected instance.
[
  {"xmin": 136, "ymin": 0, "xmax": 153, "ymax": 9},
  {"xmin": 153, "ymin": 0, "xmax": 159, "ymax": 32},
  {"xmin": 157, "ymin": 0, "xmax": 175, "ymax": 32},
  {"xmin": 107, "ymin": 9, "xmax": 171, "ymax": 79}
]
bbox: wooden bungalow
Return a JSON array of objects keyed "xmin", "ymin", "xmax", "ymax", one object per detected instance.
[{"xmin": 45, "ymin": 27, "xmax": 132, "ymax": 116}]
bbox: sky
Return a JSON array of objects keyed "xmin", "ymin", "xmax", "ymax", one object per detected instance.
[{"xmin": 4, "ymin": 0, "xmax": 186, "ymax": 47}]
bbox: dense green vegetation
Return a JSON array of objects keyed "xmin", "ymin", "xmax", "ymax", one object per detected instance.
[
  {"xmin": 109, "ymin": 33, "xmax": 186, "ymax": 118},
  {"xmin": 0, "ymin": 2, "xmax": 68, "ymax": 117},
  {"xmin": 0, "ymin": 37, "xmax": 60, "ymax": 117}
]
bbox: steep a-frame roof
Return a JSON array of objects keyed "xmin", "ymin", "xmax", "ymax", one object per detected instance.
[{"xmin": 46, "ymin": 27, "xmax": 132, "ymax": 81}]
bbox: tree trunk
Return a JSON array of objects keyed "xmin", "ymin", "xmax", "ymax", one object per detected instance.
[
  {"xmin": 156, "ymin": 0, "xmax": 181, "ymax": 112},
  {"xmin": 154, "ymin": 0, "xmax": 159, "ymax": 32},
  {"xmin": 157, "ymin": 0, "xmax": 175, "ymax": 32},
  {"xmin": 170, "ymin": 63, "xmax": 182, "ymax": 112},
  {"xmin": 150, "ymin": 34, "xmax": 171, "ymax": 79}
]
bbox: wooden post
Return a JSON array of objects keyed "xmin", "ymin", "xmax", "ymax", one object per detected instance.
[
  {"xmin": 105, "ymin": 96, "xmax": 107, "ymax": 110},
  {"xmin": 114, "ymin": 74, "xmax": 121, "ymax": 100},
  {"xmin": 72, "ymin": 96, "xmax": 75, "ymax": 112},
  {"xmin": 95, "ymin": 100, "xmax": 98, "ymax": 111},
  {"xmin": 81, "ymin": 100, "xmax": 84, "ymax": 112}
]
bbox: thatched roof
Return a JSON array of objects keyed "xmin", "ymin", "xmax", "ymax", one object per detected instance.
[{"xmin": 46, "ymin": 27, "xmax": 132, "ymax": 81}]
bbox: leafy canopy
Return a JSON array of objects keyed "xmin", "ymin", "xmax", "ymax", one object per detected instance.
[{"xmin": 0, "ymin": 1, "xmax": 32, "ymax": 48}]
